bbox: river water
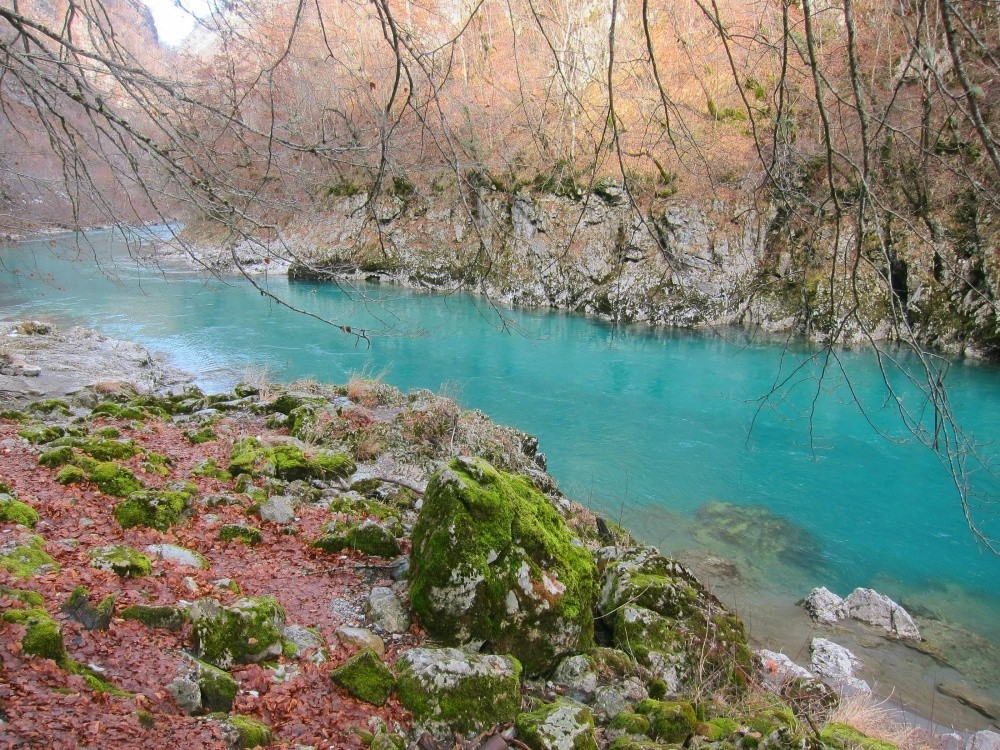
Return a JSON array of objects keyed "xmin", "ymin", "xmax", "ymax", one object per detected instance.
[{"xmin": 2, "ymin": 228, "xmax": 999, "ymax": 729}]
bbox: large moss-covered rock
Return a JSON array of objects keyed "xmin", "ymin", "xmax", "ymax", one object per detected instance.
[
  {"xmin": 516, "ymin": 698, "xmax": 599, "ymax": 750},
  {"xmin": 330, "ymin": 648, "xmax": 396, "ymax": 706},
  {"xmin": 396, "ymin": 647, "xmax": 522, "ymax": 741},
  {"xmin": 634, "ymin": 699, "xmax": 698, "ymax": 743},
  {"xmin": 0, "ymin": 534, "xmax": 59, "ymax": 579},
  {"xmin": 114, "ymin": 489, "xmax": 192, "ymax": 531},
  {"xmin": 188, "ymin": 656, "xmax": 239, "ymax": 712},
  {"xmin": 409, "ymin": 457, "xmax": 596, "ymax": 674},
  {"xmin": 88, "ymin": 461, "xmax": 143, "ymax": 497},
  {"xmin": 190, "ymin": 596, "xmax": 286, "ymax": 669},
  {"xmin": 222, "ymin": 715, "xmax": 274, "ymax": 748},
  {"xmin": 121, "ymin": 604, "xmax": 185, "ymax": 631},
  {"xmin": 599, "ymin": 545, "xmax": 752, "ymax": 690}
]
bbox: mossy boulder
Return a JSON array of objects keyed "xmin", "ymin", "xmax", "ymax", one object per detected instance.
[
  {"xmin": 114, "ymin": 488, "xmax": 192, "ymax": 531},
  {"xmin": 89, "ymin": 545, "xmax": 152, "ymax": 577},
  {"xmin": 0, "ymin": 497, "xmax": 38, "ymax": 527},
  {"xmin": 0, "ymin": 534, "xmax": 59, "ymax": 578},
  {"xmin": 186, "ymin": 656, "xmax": 239, "ymax": 712},
  {"xmin": 219, "ymin": 524, "xmax": 264, "ymax": 545},
  {"xmin": 121, "ymin": 604, "xmax": 186, "ymax": 631},
  {"xmin": 56, "ymin": 465, "xmax": 87, "ymax": 485},
  {"xmin": 88, "ymin": 461, "xmax": 143, "ymax": 497},
  {"xmin": 190, "ymin": 596, "xmax": 286, "ymax": 669},
  {"xmin": 228, "ymin": 438, "xmax": 355, "ymax": 481},
  {"xmin": 634, "ymin": 699, "xmax": 697, "ymax": 743},
  {"xmin": 0, "ymin": 585, "xmax": 45, "ymax": 608},
  {"xmin": 38, "ymin": 445, "xmax": 75, "ymax": 468},
  {"xmin": 330, "ymin": 648, "xmax": 396, "ymax": 706},
  {"xmin": 516, "ymin": 698, "xmax": 599, "ymax": 750},
  {"xmin": 2, "ymin": 607, "xmax": 66, "ymax": 661},
  {"xmin": 396, "ymin": 647, "xmax": 522, "ymax": 741},
  {"xmin": 313, "ymin": 519, "xmax": 401, "ymax": 558},
  {"xmin": 49, "ymin": 436, "xmax": 140, "ymax": 461},
  {"xmin": 609, "ymin": 710, "xmax": 652, "ymax": 736},
  {"xmin": 409, "ymin": 457, "xmax": 597, "ymax": 674},
  {"xmin": 61, "ymin": 586, "xmax": 115, "ymax": 630},
  {"xmin": 699, "ymin": 717, "xmax": 741, "ymax": 741},
  {"xmin": 223, "ymin": 715, "xmax": 273, "ymax": 748},
  {"xmin": 92, "ymin": 401, "xmax": 147, "ymax": 420},
  {"xmin": 18, "ymin": 425, "xmax": 66, "ymax": 444},
  {"xmin": 185, "ymin": 427, "xmax": 218, "ymax": 444},
  {"xmin": 599, "ymin": 546, "xmax": 752, "ymax": 690}
]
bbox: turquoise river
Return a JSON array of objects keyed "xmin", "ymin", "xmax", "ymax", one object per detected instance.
[{"xmin": 2, "ymin": 228, "xmax": 999, "ymax": 728}]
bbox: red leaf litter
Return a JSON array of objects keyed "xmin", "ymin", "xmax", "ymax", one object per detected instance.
[{"xmin": 0, "ymin": 413, "xmax": 415, "ymax": 749}]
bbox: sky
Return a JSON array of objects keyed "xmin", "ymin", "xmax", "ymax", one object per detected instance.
[{"xmin": 142, "ymin": 0, "xmax": 208, "ymax": 46}]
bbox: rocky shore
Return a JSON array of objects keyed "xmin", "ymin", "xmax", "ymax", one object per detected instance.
[{"xmin": 1, "ymin": 322, "xmax": 998, "ymax": 749}]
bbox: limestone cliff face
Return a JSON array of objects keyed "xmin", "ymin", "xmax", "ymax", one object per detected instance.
[{"xmin": 195, "ymin": 183, "xmax": 999, "ymax": 359}]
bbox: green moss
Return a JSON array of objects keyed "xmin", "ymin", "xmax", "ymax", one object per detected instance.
[
  {"xmin": 219, "ymin": 524, "xmax": 263, "ymax": 545},
  {"xmin": 821, "ymin": 723, "xmax": 897, "ymax": 750},
  {"xmin": 191, "ymin": 596, "xmax": 286, "ymax": 669},
  {"xmin": 92, "ymin": 426, "xmax": 122, "ymax": 439},
  {"xmin": 64, "ymin": 659, "xmax": 134, "ymax": 697},
  {"xmin": 0, "ymin": 498, "xmax": 38, "ymax": 527},
  {"xmin": 700, "ymin": 717, "xmax": 741, "ymax": 741},
  {"xmin": 89, "ymin": 461, "xmax": 143, "ymax": 497},
  {"xmin": 311, "ymin": 533, "xmax": 349, "ymax": 553},
  {"xmin": 0, "ymin": 585, "xmax": 45, "ymax": 607},
  {"xmin": 610, "ymin": 710, "xmax": 653, "ymax": 735},
  {"xmin": 92, "ymin": 402, "xmax": 147, "ymax": 421},
  {"xmin": 191, "ymin": 458, "xmax": 231, "ymax": 481},
  {"xmin": 39, "ymin": 445, "xmax": 75, "ymax": 468},
  {"xmin": 0, "ymin": 535, "xmax": 59, "ymax": 578},
  {"xmin": 346, "ymin": 520, "xmax": 401, "ymax": 558},
  {"xmin": 396, "ymin": 650, "xmax": 523, "ymax": 737},
  {"xmin": 56, "ymin": 465, "xmax": 87, "ymax": 485},
  {"xmin": 186, "ymin": 427, "xmax": 218, "ymax": 444},
  {"xmin": 228, "ymin": 438, "xmax": 355, "ymax": 481},
  {"xmin": 330, "ymin": 648, "xmax": 396, "ymax": 706},
  {"xmin": 0, "ymin": 409, "xmax": 31, "ymax": 422},
  {"xmin": 77, "ymin": 437, "xmax": 141, "ymax": 461},
  {"xmin": 224, "ymin": 715, "xmax": 273, "ymax": 748},
  {"xmin": 515, "ymin": 699, "xmax": 598, "ymax": 750},
  {"xmin": 3, "ymin": 608, "xmax": 65, "ymax": 661},
  {"xmin": 409, "ymin": 457, "xmax": 597, "ymax": 674},
  {"xmin": 121, "ymin": 604, "xmax": 185, "ymax": 631},
  {"xmin": 27, "ymin": 399, "xmax": 71, "ymax": 416},
  {"xmin": 61, "ymin": 586, "xmax": 115, "ymax": 630},
  {"xmin": 0, "ymin": 476, "xmax": 12, "ymax": 494},
  {"xmin": 89, "ymin": 545, "xmax": 153, "ymax": 577},
  {"xmin": 136, "ymin": 709, "xmax": 156, "ymax": 729},
  {"xmin": 635, "ymin": 700, "xmax": 697, "ymax": 743},
  {"xmin": 113, "ymin": 489, "xmax": 190, "ymax": 531},
  {"xmin": 607, "ymin": 739, "xmax": 674, "ymax": 750},
  {"xmin": 190, "ymin": 657, "xmax": 239, "ymax": 712},
  {"xmin": 18, "ymin": 425, "xmax": 65, "ymax": 444}
]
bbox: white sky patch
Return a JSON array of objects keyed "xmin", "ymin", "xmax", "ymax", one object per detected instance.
[{"xmin": 142, "ymin": 0, "xmax": 209, "ymax": 46}]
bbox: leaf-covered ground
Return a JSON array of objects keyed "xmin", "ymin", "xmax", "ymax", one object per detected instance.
[{"xmin": 0, "ymin": 399, "xmax": 423, "ymax": 749}]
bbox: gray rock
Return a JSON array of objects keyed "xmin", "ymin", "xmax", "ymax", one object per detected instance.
[
  {"xmin": 396, "ymin": 647, "xmax": 521, "ymax": 741},
  {"xmin": 551, "ymin": 654, "xmax": 598, "ymax": 700},
  {"xmin": 364, "ymin": 587, "xmax": 411, "ymax": 634},
  {"xmin": 335, "ymin": 625, "xmax": 385, "ymax": 656},
  {"xmin": 756, "ymin": 649, "xmax": 813, "ymax": 690},
  {"xmin": 969, "ymin": 731, "xmax": 1000, "ymax": 750},
  {"xmin": 283, "ymin": 625, "xmax": 327, "ymax": 662},
  {"xmin": 166, "ymin": 674, "xmax": 202, "ymax": 715},
  {"xmin": 592, "ymin": 685, "xmax": 629, "ymax": 722},
  {"xmin": 145, "ymin": 543, "xmax": 208, "ymax": 569},
  {"xmin": 515, "ymin": 698, "xmax": 597, "ymax": 750},
  {"xmin": 809, "ymin": 638, "xmax": 870, "ymax": 694},
  {"xmin": 840, "ymin": 588, "xmax": 920, "ymax": 640},
  {"xmin": 804, "ymin": 587, "xmax": 844, "ymax": 625},
  {"xmin": 260, "ymin": 495, "xmax": 296, "ymax": 524}
]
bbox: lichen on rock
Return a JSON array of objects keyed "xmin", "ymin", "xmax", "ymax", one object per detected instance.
[
  {"xmin": 190, "ymin": 596, "xmax": 286, "ymax": 669},
  {"xmin": 515, "ymin": 698, "xmax": 599, "ymax": 750},
  {"xmin": 89, "ymin": 544, "xmax": 153, "ymax": 577},
  {"xmin": 408, "ymin": 457, "xmax": 596, "ymax": 674},
  {"xmin": 0, "ymin": 533, "xmax": 59, "ymax": 579},
  {"xmin": 396, "ymin": 647, "xmax": 522, "ymax": 740}
]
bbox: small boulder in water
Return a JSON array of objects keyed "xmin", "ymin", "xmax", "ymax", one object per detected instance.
[
  {"xmin": 803, "ymin": 586, "xmax": 844, "ymax": 625},
  {"xmin": 840, "ymin": 587, "xmax": 921, "ymax": 640}
]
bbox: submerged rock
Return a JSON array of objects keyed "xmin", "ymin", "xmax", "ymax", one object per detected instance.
[
  {"xmin": 396, "ymin": 647, "xmax": 522, "ymax": 741},
  {"xmin": 408, "ymin": 457, "xmax": 596, "ymax": 674},
  {"xmin": 840, "ymin": 588, "xmax": 920, "ymax": 640}
]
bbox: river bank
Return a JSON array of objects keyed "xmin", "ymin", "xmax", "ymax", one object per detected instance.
[{"xmin": 1, "ymin": 320, "xmax": 998, "ymax": 749}]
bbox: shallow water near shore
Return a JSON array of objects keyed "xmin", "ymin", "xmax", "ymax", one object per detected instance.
[{"xmin": 2, "ymin": 228, "xmax": 999, "ymax": 729}]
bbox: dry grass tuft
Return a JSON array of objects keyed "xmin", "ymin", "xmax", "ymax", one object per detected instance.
[{"xmin": 827, "ymin": 693, "xmax": 928, "ymax": 750}]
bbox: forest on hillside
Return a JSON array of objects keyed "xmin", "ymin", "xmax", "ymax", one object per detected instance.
[{"xmin": 1, "ymin": 0, "xmax": 998, "ymax": 360}]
